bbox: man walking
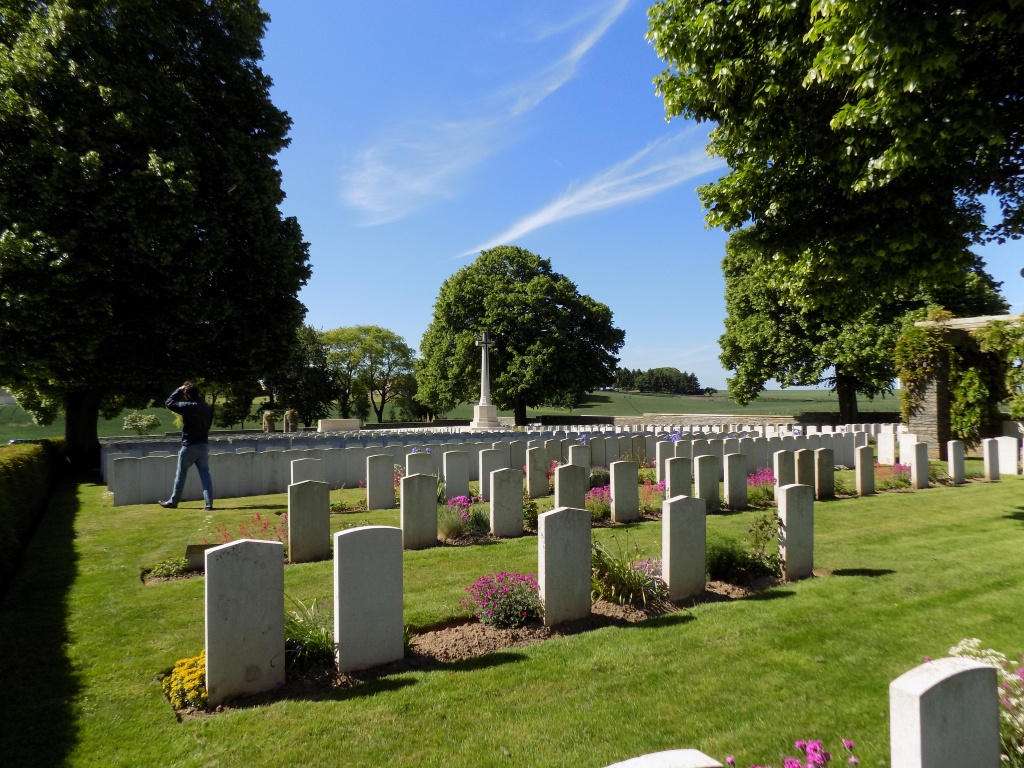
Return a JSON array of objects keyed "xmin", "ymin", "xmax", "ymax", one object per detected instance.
[{"xmin": 159, "ymin": 381, "xmax": 214, "ymax": 510}]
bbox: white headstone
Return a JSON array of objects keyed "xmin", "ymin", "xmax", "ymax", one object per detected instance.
[
  {"xmin": 665, "ymin": 456, "xmax": 691, "ymax": 499},
  {"xmin": 490, "ymin": 468, "xmax": 524, "ymax": 538},
  {"xmin": 856, "ymin": 444, "xmax": 875, "ymax": 496},
  {"xmin": 334, "ymin": 526, "xmax": 404, "ymax": 672},
  {"xmin": 366, "ymin": 454, "xmax": 395, "ymax": 510},
  {"xmin": 662, "ymin": 495, "xmax": 706, "ymax": 601},
  {"xmin": 723, "ymin": 452, "xmax": 747, "ymax": 511},
  {"xmin": 554, "ymin": 463, "xmax": 587, "ymax": 511},
  {"xmin": 205, "ymin": 540, "xmax": 285, "ymax": 705},
  {"xmin": 947, "ymin": 440, "xmax": 965, "ymax": 485},
  {"xmin": 911, "ymin": 442, "xmax": 930, "ymax": 489},
  {"xmin": 694, "ymin": 454, "xmax": 720, "ymax": 512},
  {"xmin": 603, "ymin": 749, "xmax": 723, "ymax": 768},
  {"xmin": 287, "ymin": 480, "xmax": 330, "ymax": 563},
  {"xmin": 443, "ymin": 451, "xmax": 470, "ymax": 500},
  {"xmin": 778, "ymin": 484, "xmax": 813, "ymax": 581},
  {"xmin": 610, "ymin": 460, "xmax": 639, "ymax": 523},
  {"xmin": 526, "ymin": 447, "xmax": 549, "ymax": 499},
  {"xmin": 478, "ymin": 448, "xmax": 505, "ymax": 502},
  {"xmin": 400, "ymin": 473, "xmax": 438, "ymax": 550},
  {"xmin": 291, "ymin": 457, "xmax": 325, "ymax": 485},
  {"xmin": 538, "ymin": 507, "xmax": 591, "ymax": 626},
  {"xmin": 995, "ymin": 435, "xmax": 1020, "ymax": 476},
  {"xmin": 814, "ymin": 448, "xmax": 834, "ymax": 500}
]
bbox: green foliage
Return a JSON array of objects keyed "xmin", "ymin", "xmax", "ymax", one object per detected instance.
[
  {"xmin": 591, "ymin": 536, "xmax": 667, "ymax": 607},
  {"xmin": 615, "ymin": 367, "xmax": 703, "ymax": 395},
  {"xmin": 143, "ymin": 557, "xmax": 191, "ymax": 579},
  {"xmin": 284, "ymin": 597, "xmax": 335, "ymax": 672},
  {"xmin": 271, "ymin": 325, "xmax": 337, "ymax": 428},
  {"xmin": 976, "ymin": 321, "xmax": 1024, "ymax": 421},
  {"xmin": 321, "ymin": 326, "xmax": 414, "ymax": 424},
  {"xmin": 0, "ymin": 439, "xmax": 65, "ymax": 590},
  {"xmin": 746, "ymin": 512, "xmax": 782, "ymax": 578},
  {"xmin": 0, "ymin": 0, "xmax": 311, "ymax": 467},
  {"xmin": 121, "ymin": 411, "xmax": 161, "ymax": 436},
  {"xmin": 417, "ymin": 246, "xmax": 625, "ymax": 424},
  {"xmin": 589, "ymin": 467, "xmax": 610, "ymax": 489},
  {"xmin": 706, "ymin": 532, "xmax": 778, "ymax": 584},
  {"xmin": 523, "ymin": 493, "xmax": 539, "ymax": 530},
  {"xmin": 647, "ymin": 0, "xmax": 1022, "ymax": 324}
]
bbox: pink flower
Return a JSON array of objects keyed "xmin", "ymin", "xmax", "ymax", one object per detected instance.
[
  {"xmin": 842, "ymin": 740, "xmax": 855, "ymax": 751},
  {"xmin": 725, "ymin": 758, "xmax": 735, "ymax": 767}
]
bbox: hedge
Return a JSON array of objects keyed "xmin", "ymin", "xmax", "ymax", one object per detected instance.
[{"xmin": 0, "ymin": 439, "xmax": 66, "ymax": 592}]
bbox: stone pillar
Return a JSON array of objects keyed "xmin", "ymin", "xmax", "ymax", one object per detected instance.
[
  {"xmin": 287, "ymin": 480, "xmax": 330, "ymax": 563},
  {"xmin": 907, "ymin": 349, "xmax": 951, "ymax": 461},
  {"xmin": 778, "ymin": 484, "xmax": 813, "ymax": 581},
  {"xmin": 470, "ymin": 330, "xmax": 501, "ymax": 429},
  {"xmin": 334, "ymin": 526, "xmax": 404, "ymax": 673},
  {"xmin": 205, "ymin": 540, "xmax": 285, "ymax": 705},
  {"xmin": 610, "ymin": 460, "xmax": 639, "ymax": 523},
  {"xmin": 538, "ymin": 507, "xmax": 591, "ymax": 626},
  {"xmin": 662, "ymin": 495, "xmax": 706, "ymax": 601},
  {"xmin": 856, "ymin": 445, "xmax": 875, "ymax": 496},
  {"xmin": 889, "ymin": 657, "xmax": 1000, "ymax": 768}
]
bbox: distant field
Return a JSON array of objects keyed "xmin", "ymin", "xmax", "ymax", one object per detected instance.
[{"xmin": 0, "ymin": 389, "xmax": 903, "ymax": 442}]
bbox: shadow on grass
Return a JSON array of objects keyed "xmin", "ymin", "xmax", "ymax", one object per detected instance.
[
  {"xmin": 831, "ymin": 568, "xmax": 897, "ymax": 578},
  {"xmin": 0, "ymin": 479, "xmax": 81, "ymax": 763},
  {"xmin": 1005, "ymin": 508, "xmax": 1024, "ymax": 525},
  {"xmin": 741, "ymin": 589, "xmax": 797, "ymax": 601}
]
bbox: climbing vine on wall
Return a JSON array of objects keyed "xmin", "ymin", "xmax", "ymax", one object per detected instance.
[{"xmin": 895, "ymin": 309, "xmax": 1010, "ymax": 446}]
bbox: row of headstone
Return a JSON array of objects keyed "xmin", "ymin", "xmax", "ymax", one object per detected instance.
[{"xmin": 604, "ymin": 658, "xmax": 1000, "ymax": 768}]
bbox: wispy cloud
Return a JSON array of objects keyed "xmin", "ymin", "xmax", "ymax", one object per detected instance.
[
  {"xmin": 463, "ymin": 134, "xmax": 725, "ymax": 254},
  {"xmin": 341, "ymin": 0, "xmax": 630, "ymax": 225}
]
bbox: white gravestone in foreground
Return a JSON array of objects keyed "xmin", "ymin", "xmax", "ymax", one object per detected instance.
[
  {"xmin": 604, "ymin": 749, "xmax": 723, "ymax": 768},
  {"xmin": 538, "ymin": 507, "xmax": 591, "ymax": 626},
  {"xmin": 205, "ymin": 540, "xmax": 284, "ymax": 706},
  {"xmin": 778, "ymin": 484, "xmax": 814, "ymax": 581},
  {"xmin": 662, "ymin": 495, "xmax": 706, "ymax": 601},
  {"xmin": 334, "ymin": 526, "xmax": 404, "ymax": 673}
]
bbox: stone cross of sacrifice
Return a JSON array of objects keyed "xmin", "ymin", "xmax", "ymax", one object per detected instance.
[{"xmin": 475, "ymin": 331, "xmax": 495, "ymax": 406}]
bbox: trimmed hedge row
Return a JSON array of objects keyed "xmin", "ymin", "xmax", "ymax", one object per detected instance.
[{"xmin": 0, "ymin": 439, "xmax": 66, "ymax": 592}]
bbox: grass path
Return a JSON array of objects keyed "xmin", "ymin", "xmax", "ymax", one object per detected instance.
[{"xmin": 2, "ymin": 476, "xmax": 1022, "ymax": 766}]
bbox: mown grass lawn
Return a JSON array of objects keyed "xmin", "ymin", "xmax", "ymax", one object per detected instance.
[{"xmin": 2, "ymin": 471, "xmax": 1022, "ymax": 767}]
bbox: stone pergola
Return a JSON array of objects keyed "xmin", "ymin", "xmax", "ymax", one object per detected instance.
[{"xmin": 908, "ymin": 314, "xmax": 1020, "ymax": 459}]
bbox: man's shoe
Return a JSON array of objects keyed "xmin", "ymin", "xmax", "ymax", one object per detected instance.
[
  {"xmin": 158, "ymin": 500, "xmax": 177, "ymax": 509},
  {"xmin": 204, "ymin": 505, "xmax": 214, "ymax": 511}
]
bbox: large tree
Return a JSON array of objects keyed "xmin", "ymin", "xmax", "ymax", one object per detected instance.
[
  {"xmin": 356, "ymin": 326, "xmax": 414, "ymax": 423},
  {"xmin": 271, "ymin": 325, "xmax": 336, "ymax": 428},
  {"xmin": 417, "ymin": 245, "xmax": 625, "ymax": 425},
  {"xmin": 646, "ymin": 0, "xmax": 1022, "ymax": 319},
  {"xmin": 0, "ymin": 0, "xmax": 310, "ymax": 468},
  {"xmin": 720, "ymin": 231, "xmax": 1009, "ymax": 421}
]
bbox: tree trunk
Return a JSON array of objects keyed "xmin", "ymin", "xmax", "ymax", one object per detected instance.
[
  {"xmin": 835, "ymin": 368, "xmax": 859, "ymax": 424},
  {"xmin": 64, "ymin": 388, "xmax": 103, "ymax": 472},
  {"xmin": 514, "ymin": 397, "xmax": 527, "ymax": 426}
]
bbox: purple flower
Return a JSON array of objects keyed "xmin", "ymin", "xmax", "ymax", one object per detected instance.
[
  {"xmin": 725, "ymin": 758, "xmax": 735, "ymax": 767},
  {"xmin": 842, "ymin": 740, "xmax": 855, "ymax": 751}
]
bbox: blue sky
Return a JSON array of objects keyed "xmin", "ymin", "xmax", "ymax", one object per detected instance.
[{"xmin": 258, "ymin": 0, "xmax": 1024, "ymax": 390}]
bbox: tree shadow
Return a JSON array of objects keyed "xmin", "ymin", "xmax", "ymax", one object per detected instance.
[
  {"xmin": 583, "ymin": 394, "xmax": 613, "ymax": 406},
  {"xmin": 831, "ymin": 568, "xmax": 897, "ymax": 578},
  {"xmin": 741, "ymin": 589, "xmax": 797, "ymax": 601},
  {"xmin": 0, "ymin": 480, "xmax": 82, "ymax": 763},
  {"xmin": 1004, "ymin": 508, "xmax": 1024, "ymax": 525}
]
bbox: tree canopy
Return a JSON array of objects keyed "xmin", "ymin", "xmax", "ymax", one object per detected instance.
[
  {"xmin": 647, "ymin": 0, "xmax": 1024, "ymax": 319},
  {"xmin": 417, "ymin": 246, "xmax": 625, "ymax": 425},
  {"xmin": 0, "ymin": 0, "xmax": 310, "ymax": 467},
  {"xmin": 614, "ymin": 366, "xmax": 704, "ymax": 395}
]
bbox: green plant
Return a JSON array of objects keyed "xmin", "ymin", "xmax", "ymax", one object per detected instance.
[
  {"xmin": 638, "ymin": 479, "xmax": 666, "ymax": 513},
  {"xmin": 589, "ymin": 467, "xmax": 610, "ymax": 488},
  {"xmin": 284, "ymin": 597, "xmax": 335, "ymax": 672},
  {"xmin": 122, "ymin": 411, "xmax": 161, "ymax": 435},
  {"xmin": 833, "ymin": 475, "xmax": 855, "ymax": 496},
  {"xmin": 637, "ymin": 465, "xmax": 656, "ymax": 484},
  {"xmin": 706, "ymin": 532, "xmax": 778, "ymax": 584},
  {"xmin": 746, "ymin": 467, "xmax": 776, "ymax": 507},
  {"xmin": 523, "ymin": 493, "xmax": 539, "ymax": 529},
  {"xmin": 143, "ymin": 557, "xmax": 191, "ymax": 579},
  {"xmin": 591, "ymin": 535, "xmax": 667, "ymax": 607},
  {"xmin": 746, "ymin": 512, "xmax": 782, "ymax": 578},
  {"xmin": 461, "ymin": 572, "xmax": 542, "ymax": 628},
  {"xmin": 161, "ymin": 651, "xmax": 207, "ymax": 710},
  {"xmin": 585, "ymin": 486, "xmax": 611, "ymax": 521},
  {"xmin": 876, "ymin": 463, "xmax": 911, "ymax": 491},
  {"xmin": 437, "ymin": 505, "xmax": 465, "ymax": 539}
]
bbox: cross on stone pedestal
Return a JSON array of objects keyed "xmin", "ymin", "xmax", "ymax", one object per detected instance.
[{"xmin": 475, "ymin": 331, "xmax": 495, "ymax": 407}]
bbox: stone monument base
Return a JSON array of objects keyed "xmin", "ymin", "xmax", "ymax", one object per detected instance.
[{"xmin": 470, "ymin": 404, "xmax": 501, "ymax": 430}]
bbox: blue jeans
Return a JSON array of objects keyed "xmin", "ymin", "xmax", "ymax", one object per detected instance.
[{"xmin": 169, "ymin": 443, "xmax": 213, "ymax": 507}]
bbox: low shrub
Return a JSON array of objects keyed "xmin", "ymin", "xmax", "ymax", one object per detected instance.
[
  {"xmin": 949, "ymin": 638, "xmax": 1024, "ymax": 766},
  {"xmin": 589, "ymin": 467, "xmax": 610, "ymax": 488},
  {"xmin": 284, "ymin": 597, "xmax": 335, "ymax": 672},
  {"xmin": 876, "ymin": 462, "xmax": 911, "ymax": 490},
  {"xmin": 439, "ymin": 495, "xmax": 488, "ymax": 539},
  {"xmin": 461, "ymin": 572, "xmax": 542, "ymax": 628},
  {"xmin": 746, "ymin": 467, "xmax": 775, "ymax": 507},
  {"xmin": 523, "ymin": 493, "xmax": 539, "ymax": 529},
  {"xmin": 639, "ymin": 479, "xmax": 665, "ymax": 513},
  {"xmin": 591, "ymin": 536, "xmax": 667, "ymax": 607},
  {"xmin": 585, "ymin": 485, "xmax": 611, "ymax": 521},
  {"xmin": 0, "ymin": 438, "xmax": 65, "ymax": 591},
  {"xmin": 143, "ymin": 557, "xmax": 191, "ymax": 579},
  {"xmin": 706, "ymin": 532, "xmax": 778, "ymax": 584},
  {"xmin": 205, "ymin": 511, "xmax": 287, "ymax": 546},
  {"xmin": 122, "ymin": 411, "xmax": 161, "ymax": 435},
  {"xmin": 161, "ymin": 651, "xmax": 208, "ymax": 710},
  {"xmin": 747, "ymin": 511, "xmax": 782, "ymax": 578},
  {"xmin": 637, "ymin": 466, "xmax": 657, "ymax": 484}
]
